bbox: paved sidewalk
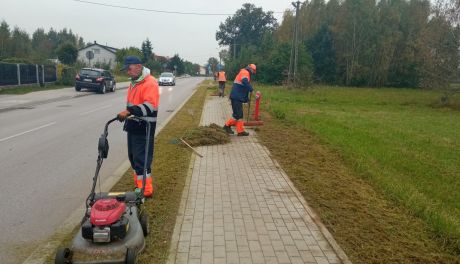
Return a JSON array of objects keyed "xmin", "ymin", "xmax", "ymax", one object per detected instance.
[{"xmin": 168, "ymin": 97, "xmax": 350, "ymax": 264}]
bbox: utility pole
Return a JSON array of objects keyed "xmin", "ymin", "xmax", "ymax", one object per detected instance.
[
  {"xmin": 288, "ymin": 1, "xmax": 301, "ymax": 86},
  {"xmin": 233, "ymin": 38, "xmax": 236, "ymax": 60}
]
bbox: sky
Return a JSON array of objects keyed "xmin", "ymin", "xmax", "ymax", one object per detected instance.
[{"xmin": 0, "ymin": 0, "xmax": 293, "ymax": 65}]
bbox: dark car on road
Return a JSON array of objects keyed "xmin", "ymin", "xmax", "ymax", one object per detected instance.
[{"xmin": 75, "ymin": 68, "xmax": 116, "ymax": 94}]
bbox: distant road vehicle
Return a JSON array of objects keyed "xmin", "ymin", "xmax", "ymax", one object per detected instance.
[
  {"xmin": 158, "ymin": 72, "xmax": 175, "ymax": 86},
  {"xmin": 75, "ymin": 68, "xmax": 116, "ymax": 94}
]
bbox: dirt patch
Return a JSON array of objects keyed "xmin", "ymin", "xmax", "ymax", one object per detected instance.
[
  {"xmin": 181, "ymin": 123, "xmax": 230, "ymax": 147},
  {"xmin": 256, "ymin": 113, "xmax": 460, "ymax": 264}
]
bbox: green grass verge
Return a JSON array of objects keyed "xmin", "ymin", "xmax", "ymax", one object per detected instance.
[
  {"xmin": 115, "ymin": 75, "xmax": 130, "ymax": 82},
  {"xmin": 0, "ymin": 84, "xmax": 68, "ymax": 95},
  {"xmin": 255, "ymin": 84, "xmax": 460, "ymax": 261},
  {"xmin": 109, "ymin": 81, "xmax": 209, "ymax": 263}
]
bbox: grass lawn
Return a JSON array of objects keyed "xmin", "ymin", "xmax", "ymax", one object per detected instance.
[
  {"xmin": 0, "ymin": 83, "xmax": 68, "ymax": 95},
  {"xmin": 115, "ymin": 75, "xmax": 130, "ymax": 82},
  {"xmin": 255, "ymin": 85, "xmax": 460, "ymax": 263}
]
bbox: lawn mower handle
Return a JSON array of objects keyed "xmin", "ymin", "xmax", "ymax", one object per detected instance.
[
  {"xmin": 85, "ymin": 116, "xmax": 152, "ymax": 218},
  {"xmin": 85, "ymin": 117, "xmax": 119, "ymax": 216},
  {"xmin": 104, "ymin": 117, "xmax": 119, "ymax": 133}
]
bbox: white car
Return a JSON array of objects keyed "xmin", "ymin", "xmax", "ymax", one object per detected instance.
[{"xmin": 158, "ymin": 72, "xmax": 175, "ymax": 86}]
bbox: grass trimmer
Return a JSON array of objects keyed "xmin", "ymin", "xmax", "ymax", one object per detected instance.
[{"xmin": 55, "ymin": 116, "xmax": 152, "ymax": 264}]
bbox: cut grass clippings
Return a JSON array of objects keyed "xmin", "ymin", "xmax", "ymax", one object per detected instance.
[
  {"xmin": 254, "ymin": 84, "xmax": 460, "ymax": 263},
  {"xmin": 109, "ymin": 81, "xmax": 209, "ymax": 264},
  {"xmin": 181, "ymin": 123, "xmax": 230, "ymax": 147}
]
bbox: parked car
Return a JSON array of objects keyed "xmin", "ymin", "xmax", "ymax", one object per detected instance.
[
  {"xmin": 75, "ymin": 68, "xmax": 116, "ymax": 94},
  {"xmin": 158, "ymin": 72, "xmax": 175, "ymax": 86}
]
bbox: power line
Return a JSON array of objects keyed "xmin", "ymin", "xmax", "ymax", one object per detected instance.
[{"xmin": 72, "ymin": 0, "xmax": 285, "ymax": 16}]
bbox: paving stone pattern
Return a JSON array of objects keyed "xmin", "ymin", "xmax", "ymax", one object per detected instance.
[{"xmin": 168, "ymin": 97, "xmax": 350, "ymax": 264}]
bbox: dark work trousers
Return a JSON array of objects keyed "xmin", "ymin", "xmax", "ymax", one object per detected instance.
[
  {"xmin": 218, "ymin": 81, "xmax": 225, "ymax": 97},
  {"xmin": 127, "ymin": 123, "xmax": 156, "ymax": 176},
  {"xmin": 231, "ymin": 99, "xmax": 244, "ymax": 120}
]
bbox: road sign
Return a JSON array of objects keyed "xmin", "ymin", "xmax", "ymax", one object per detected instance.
[
  {"xmin": 85, "ymin": 50, "xmax": 94, "ymax": 60},
  {"xmin": 86, "ymin": 50, "xmax": 94, "ymax": 67}
]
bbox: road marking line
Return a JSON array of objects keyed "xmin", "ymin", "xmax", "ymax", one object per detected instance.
[
  {"xmin": 79, "ymin": 104, "xmax": 112, "ymax": 116},
  {"xmin": 0, "ymin": 122, "xmax": 56, "ymax": 142}
]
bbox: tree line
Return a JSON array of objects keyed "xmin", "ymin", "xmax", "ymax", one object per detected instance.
[
  {"xmin": 115, "ymin": 39, "xmax": 201, "ymax": 76},
  {"xmin": 216, "ymin": 0, "xmax": 459, "ymax": 89},
  {"xmin": 0, "ymin": 20, "xmax": 85, "ymax": 64},
  {"xmin": 0, "ymin": 20, "xmax": 201, "ymax": 77}
]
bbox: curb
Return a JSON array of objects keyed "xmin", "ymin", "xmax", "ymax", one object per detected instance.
[
  {"xmin": 166, "ymin": 154, "xmax": 196, "ymax": 264},
  {"xmin": 166, "ymin": 89, "xmax": 207, "ymax": 264},
  {"xmin": 261, "ymin": 145, "xmax": 353, "ymax": 264}
]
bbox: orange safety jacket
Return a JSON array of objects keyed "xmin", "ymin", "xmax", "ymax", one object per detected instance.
[
  {"xmin": 217, "ymin": 71, "xmax": 226, "ymax": 82},
  {"xmin": 230, "ymin": 68, "xmax": 253, "ymax": 103},
  {"xmin": 234, "ymin": 68, "xmax": 250, "ymax": 85},
  {"xmin": 125, "ymin": 74, "xmax": 159, "ymax": 133}
]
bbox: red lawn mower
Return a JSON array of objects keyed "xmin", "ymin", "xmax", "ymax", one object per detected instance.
[{"xmin": 55, "ymin": 116, "xmax": 152, "ymax": 264}]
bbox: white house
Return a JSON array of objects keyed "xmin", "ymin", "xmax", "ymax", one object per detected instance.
[
  {"xmin": 199, "ymin": 66, "xmax": 206, "ymax": 75},
  {"xmin": 77, "ymin": 41, "xmax": 118, "ymax": 69}
]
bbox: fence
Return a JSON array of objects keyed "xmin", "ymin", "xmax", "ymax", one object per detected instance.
[{"xmin": 0, "ymin": 62, "xmax": 57, "ymax": 87}]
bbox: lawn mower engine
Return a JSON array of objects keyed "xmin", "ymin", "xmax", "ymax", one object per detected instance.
[{"xmin": 81, "ymin": 198, "xmax": 129, "ymax": 243}]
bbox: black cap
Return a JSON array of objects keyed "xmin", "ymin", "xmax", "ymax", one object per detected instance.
[{"xmin": 121, "ymin": 56, "xmax": 142, "ymax": 70}]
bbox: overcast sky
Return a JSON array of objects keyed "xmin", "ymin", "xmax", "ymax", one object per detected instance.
[{"xmin": 0, "ymin": 0, "xmax": 292, "ymax": 65}]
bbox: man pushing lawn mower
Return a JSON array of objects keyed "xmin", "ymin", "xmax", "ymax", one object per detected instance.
[
  {"xmin": 54, "ymin": 57, "xmax": 158, "ymax": 264},
  {"xmin": 223, "ymin": 63, "xmax": 256, "ymax": 136},
  {"xmin": 117, "ymin": 56, "xmax": 159, "ymax": 198}
]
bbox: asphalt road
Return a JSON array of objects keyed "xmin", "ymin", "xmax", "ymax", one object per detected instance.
[{"xmin": 0, "ymin": 77, "xmax": 206, "ymax": 264}]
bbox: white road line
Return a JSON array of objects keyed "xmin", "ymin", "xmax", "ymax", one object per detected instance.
[
  {"xmin": 0, "ymin": 122, "xmax": 56, "ymax": 142},
  {"xmin": 79, "ymin": 104, "xmax": 112, "ymax": 116}
]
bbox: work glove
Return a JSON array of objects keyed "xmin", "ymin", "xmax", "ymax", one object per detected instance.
[{"xmin": 117, "ymin": 110, "xmax": 131, "ymax": 122}]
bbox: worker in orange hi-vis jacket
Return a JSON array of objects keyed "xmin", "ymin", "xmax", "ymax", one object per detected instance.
[
  {"xmin": 117, "ymin": 56, "xmax": 159, "ymax": 198},
  {"xmin": 223, "ymin": 64, "xmax": 256, "ymax": 136},
  {"xmin": 217, "ymin": 70, "xmax": 227, "ymax": 97}
]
